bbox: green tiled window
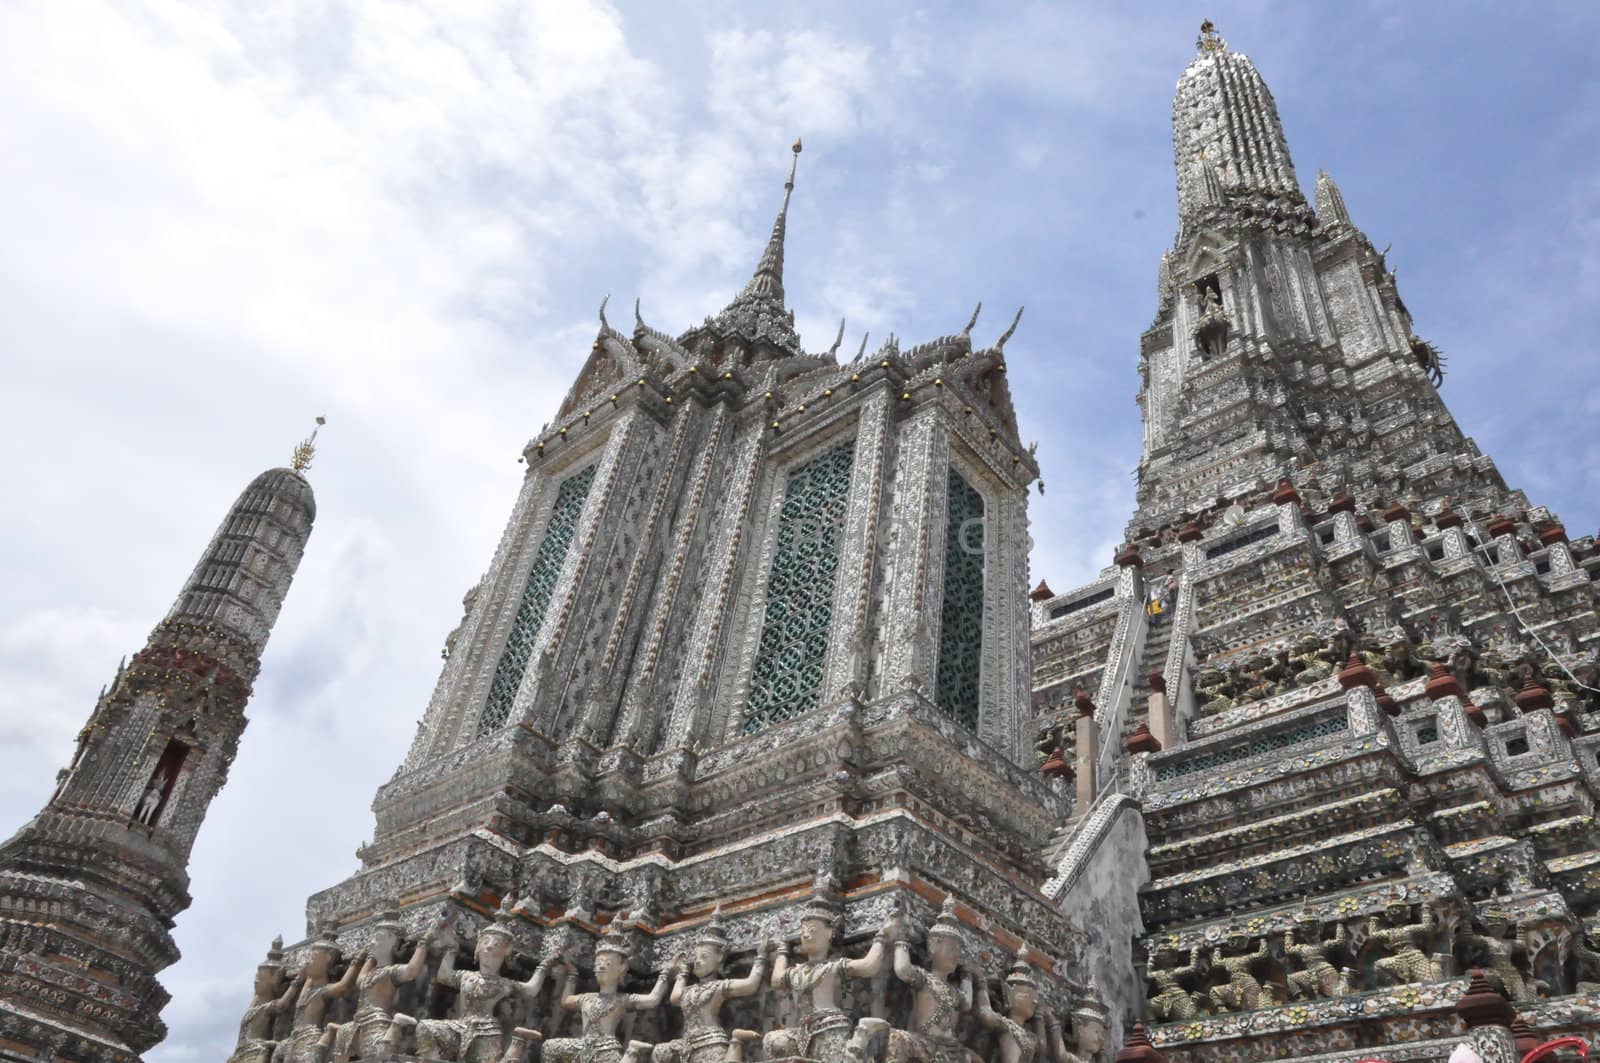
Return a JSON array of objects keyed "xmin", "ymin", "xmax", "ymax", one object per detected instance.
[
  {"xmin": 935, "ymin": 467, "xmax": 985, "ymax": 730},
  {"xmin": 478, "ymin": 465, "xmax": 596, "ymax": 736},
  {"xmin": 742, "ymin": 441, "xmax": 855, "ymax": 732}
]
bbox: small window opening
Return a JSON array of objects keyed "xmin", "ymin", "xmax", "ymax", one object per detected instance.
[
  {"xmin": 1505, "ymin": 736, "xmax": 1530, "ymax": 757},
  {"xmin": 1417, "ymin": 724, "xmax": 1439, "ymax": 745},
  {"xmin": 1426, "ymin": 544, "xmax": 1445, "ymax": 563}
]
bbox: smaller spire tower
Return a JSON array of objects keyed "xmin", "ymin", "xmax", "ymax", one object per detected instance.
[{"xmin": 0, "ymin": 447, "xmax": 318, "ymax": 1062}]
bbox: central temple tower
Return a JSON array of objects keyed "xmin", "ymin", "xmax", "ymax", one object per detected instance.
[{"xmin": 239, "ymin": 145, "xmax": 1109, "ymax": 1062}]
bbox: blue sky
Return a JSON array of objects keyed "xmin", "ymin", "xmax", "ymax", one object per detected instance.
[{"xmin": 1, "ymin": 2, "xmax": 1597, "ymax": 1058}]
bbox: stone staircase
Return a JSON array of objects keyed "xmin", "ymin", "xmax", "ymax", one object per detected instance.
[
  {"xmin": 1122, "ymin": 606, "xmax": 1173, "ymax": 745},
  {"xmin": 1041, "ymin": 606, "xmax": 1175, "ymax": 866}
]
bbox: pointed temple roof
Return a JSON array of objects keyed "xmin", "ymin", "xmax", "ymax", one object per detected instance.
[{"xmin": 1173, "ymin": 21, "xmax": 1302, "ymax": 226}]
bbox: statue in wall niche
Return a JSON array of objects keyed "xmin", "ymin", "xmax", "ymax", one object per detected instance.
[
  {"xmin": 762, "ymin": 880, "xmax": 894, "ymax": 1061},
  {"xmin": 284, "ymin": 931, "xmax": 368, "ymax": 1063},
  {"xmin": 228, "ymin": 937, "xmax": 304, "ymax": 1063},
  {"xmin": 886, "ymin": 897, "xmax": 976, "ymax": 1063},
  {"xmin": 337, "ymin": 904, "xmax": 435, "ymax": 1059},
  {"xmin": 1456, "ymin": 906, "xmax": 1541, "ymax": 1002},
  {"xmin": 1146, "ymin": 943, "xmax": 1209, "ymax": 1021},
  {"xmin": 1283, "ymin": 901, "xmax": 1350, "ymax": 999},
  {"xmin": 1208, "ymin": 927, "xmax": 1273, "ymax": 1012},
  {"xmin": 543, "ymin": 922, "xmax": 678, "ymax": 1063},
  {"xmin": 974, "ymin": 949, "xmax": 1051, "ymax": 1063},
  {"xmin": 1369, "ymin": 900, "xmax": 1442, "ymax": 985},
  {"xmin": 652, "ymin": 908, "xmax": 771, "ymax": 1062},
  {"xmin": 399, "ymin": 908, "xmax": 560, "ymax": 1063},
  {"xmin": 1571, "ymin": 928, "xmax": 1600, "ymax": 993}
]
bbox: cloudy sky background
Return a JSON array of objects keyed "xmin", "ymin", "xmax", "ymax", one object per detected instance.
[{"xmin": 1, "ymin": 1, "xmax": 1597, "ymax": 1058}]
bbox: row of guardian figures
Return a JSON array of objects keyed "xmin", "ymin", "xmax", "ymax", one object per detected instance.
[
  {"xmin": 1145, "ymin": 898, "xmax": 1600, "ymax": 1022},
  {"xmin": 229, "ymin": 894, "xmax": 1110, "ymax": 1063}
]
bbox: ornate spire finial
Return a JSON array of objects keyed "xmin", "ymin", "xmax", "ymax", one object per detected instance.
[
  {"xmin": 1198, "ymin": 19, "xmax": 1226, "ymax": 53},
  {"xmin": 290, "ymin": 416, "xmax": 326, "ymax": 474},
  {"xmin": 738, "ymin": 139, "xmax": 802, "ymax": 304}
]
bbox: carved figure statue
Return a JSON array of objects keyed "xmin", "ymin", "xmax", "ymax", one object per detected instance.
[
  {"xmin": 1059, "ymin": 983, "xmax": 1110, "ymax": 1063},
  {"xmin": 1369, "ymin": 900, "xmax": 1441, "ymax": 985},
  {"xmin": 1457, "ymin": 905, "xmax": 1539, "ymax": 1001},
  {"xmin": 228, "ymin": 937, "xmax": 304, "ymax": 1063},
  {"xmin": 285, "ymin": 931, "xmax": 368, "ymax": 1063},
  {"xmin": 1284, "ymin": 902, "xmax": 1349, "ymax": 1000},
  {"xmin": 974, "ymin": 949, "xmax": 1045, "ymax": 1063},
  {"xmin": 763, "ymin": 875, "xmax": 893, "ymax": 1061},
  {"xmin": 652, "ymin": 908, "xmax": 771, "ymax": 1063},
  {"xmin": 340, "ymin": 903, "xmax": 434, "ymax": 1059},
  {"xmin": 1571, "ymin": 928, "xmax": 1600, "ymax": 993},
  {"xmin": 402, "ymin": 906, "xmax": 558, "ymax": 1063},
  {"xmin": 543, "ymin": 922, "xmax": 676, "ymax": 1063},
  {"xmin": 887, "ymin": 897, "xmax": 975, "ymax": 1063},
  {"xmin": 1208, "ymin": 928, "xmax": 1271, "ymax": 1012},
  {"xmin": 1146, "ymin": 944, "xmax": 1208, "ymax": 1021},
  {"xmin": 135, "ymin": 780, "xmax": 164, "ymax": 825}
]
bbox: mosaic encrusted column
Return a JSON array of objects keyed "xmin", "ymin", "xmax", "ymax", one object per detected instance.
[
  {"xmin": 820, "ymin": 390, "xmax": 893, "ymax": 703},
  {"xmin": 613, "ymin": 404, "xmax": 732, "ymax": 751},
  {"xmin": 522, "ymin": 410, "xmax": 655, "ymax": 737},
  {"xmin": 875, "ymin": 409, "xmax": 949, "ymax": 696},
  {"xmin": 661, "ymin": 417, "xmax": 768, "ymax": 750}
]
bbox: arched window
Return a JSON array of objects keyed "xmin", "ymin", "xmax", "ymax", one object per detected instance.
[
  {"xmin": 935, "ymin": 467, "xmax": 985, "ymax": 730},
  {"xmin": 479, "ymin": 464, "xmax": 597, "ymax": 736},
  {"xmin": 742, "ymin": 440, "xmax": 856, "ymax": 733}
]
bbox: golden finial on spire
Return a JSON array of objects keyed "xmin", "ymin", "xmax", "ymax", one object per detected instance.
[
  {"xmin": 290, "ymin": 416, "xmax": 327, "ymax": 474},
  {"xmin": 1198, "ymin": 19, "xmax": 1226, "ymax": 53}
]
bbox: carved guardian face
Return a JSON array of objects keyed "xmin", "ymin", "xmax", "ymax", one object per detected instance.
[
  {"xmin": 692, "ymin": 943, "xmax": 724, "ymax": 979},
  {"xmin": 372, "ymin": 928, "xmax": 399, "ymax": 963},
  {"xmin": 475, "ymin": 933, "xmax": 512, "ymax": 972},
  {"xmin": 928, "ymin": 935, "xmax": 961, "ymax": 974},
  {"xmin": 254, "ymin": 965, "xmax": 281, "ymax": 997},
  {"xmin": 594, "ymin": 950, "xmax": 625, "ymax": 987},
  {"xmin": 799, "ymin": 916, "xmax": 834, "ymax": 958},
  {"xmin": 305, "ymin": 946, "xmax": 336, "ymax": 979},
  {"xmin": 1076, "ymin": 1019, "xmax": 1107, "ymax": 1055},
  {"xmin": 1009, "ymin": 984, "xmax": 1037, "ymax": 1022}
]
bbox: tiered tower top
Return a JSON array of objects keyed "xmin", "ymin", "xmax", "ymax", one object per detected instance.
[{"xmin": 1173, "ymin": 21, "xmax": 1303, "ymax": 231}]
